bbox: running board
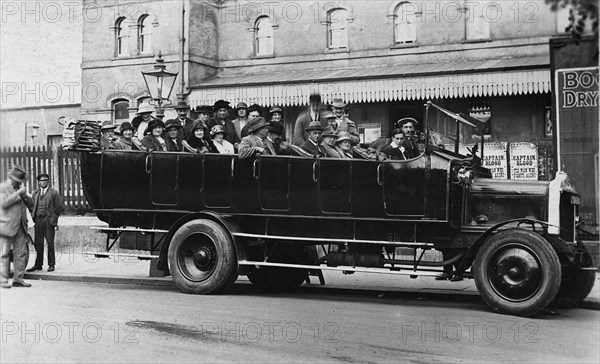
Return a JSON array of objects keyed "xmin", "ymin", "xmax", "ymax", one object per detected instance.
[
  {"xmin": 232, "ymin": 233, "xmax": 433, "ymax": 247},
  {"xmin": 90, "ymin": 227, "xmax": 169, "ymax": 233},
  {"xmin": 238, "ymin": 260, "xmax": 441, "ymax": 277},
  {"xmin": 83, "ymin": 252, "xmax": 159, "ymax": 260}
]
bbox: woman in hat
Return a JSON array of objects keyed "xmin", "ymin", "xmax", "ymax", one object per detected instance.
[
  {"xmin": 207, "ymin": 100, "xmax": 239, "ymax": 145},
  {"xmin": 164, "ymin": 119, "xmax": 184, "ymax": 152},
  {"xmin": 209, "ymin": 124, "xmax": 235, "ymax": 154},
  {"xmin": 113, "ymin": 122, "xmax": 142, "ymax": 151},
  {"xmin": 182, "ymin": 120, "xmax": 212, "ymax": 154},
  {"xmin": 321, "ymin": 126, "xmax": 343, "ymax": 158},
  {"xmin": 100, "ymin": 121, "xmax": 117, "ymax": 150},
  {"xmin": 132, "ymin": 103, "xmax": 159, "ymax": 140},
  {"xmin": 335, "ymin": 131, "xmax": 354, "ymax": 159},
  {"xmin": 141, "ymin": 119, "xmax": 169, "ymax": 151},
  {"xmin": 269, "ymin": 106, "xmax": 283, "ymax": 123}
]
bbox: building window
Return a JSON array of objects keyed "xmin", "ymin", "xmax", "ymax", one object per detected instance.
[
  {"xmin": 113, "ymin": 99, "xmax": 130, "ymax": 123},
  {"xmin": 465, "ymin": 1, "xmax": 492, "ymax": 41},
  {"xmin": 394, "ymin": 2, "xmax": 417, "ymax": 44},
  {"xmin": 327, "ymin": 9, "xmax": 348, "ymax": 49},
  {"xmin": 254, "ymin": 16, "xmax": 273, "ymax": 56},
  {"xmin": 138, "ymin": 15, "xmax": 152, "ymax": 54},
  {"xmin": 115, "ymin": 17, "xmax": 127, "ymax": 57}
]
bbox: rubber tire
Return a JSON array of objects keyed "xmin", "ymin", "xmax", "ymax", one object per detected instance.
[
  {"xmin": 247, "ymin": 246, "xmax": 309, "ymax": 292},
  {"xmin": 473, "ymin": 229, "xmax": 561, "ymax": 317},
  {"xmin": 553, "ymin": 245, "xmax": 596, "ymax": 308},
  {"xmin": 168, "ymin": 219, "xmax": 237, "ymax": 294}
]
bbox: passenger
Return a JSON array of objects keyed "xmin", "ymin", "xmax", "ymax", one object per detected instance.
[
  {"xmin": 182, "ymin": 121, "xmax": 211, "ymax": 154},
  {"xmin": 174, "ymin": 101, "xmax": 194, "ymax": 140},
  {"xmin": 330, "ymin": 98, "xmax": 360, "ymax": 144},
  {"xmin": 380, "ymin": 128, "xmax": 407, "ymax": 160},
  {"xmin": 293, "ymin": 92, "xmax": 325, "ymax": 146},
  {"xmin": 100, "ymin": 121, "xmax": 117, "ymax": 150},
  {"xmin": 210, "ymin": 125, "xmax": 235, "ymax": 154},
  {"xmin": 299, "ymin": 121, "xmax": 326, "ymax": 157},
  {"xmin": 264, "ymin": 122, "xmax": 292, "ymax": 155},
  {"xmin": 141, "ymin": 119, "xmax": 169, "ymax": 151},
  {"xmin": 238, "ymin": 117, "xmax": 270, "ymax": 159},
  {"xmin": 268, "ymin": 106, "xmax": 284, "ymax": 123},
  {"xmin": 321, "ymin": 126, "xmax": 343, "ymax": 158},
  {"xmin": 335, "ymin": 131, "xmax": 354, "ymax": 158},
  {"xmin": 240, "ymin": 104, "xmax": 263, "ymax": 139},
  {"xmin": 164, "ymin": 119, "xmax": 184, "ymax": 152},
  {"xmin": 113, "ymin": 122, "xmax": 142, "ymax": 151},
  {"xmin": 207, "ymin": 100, "xmax": 239, "ymax": 145},
  {"xmin": 231, "ymin": 102, "xmax": 249, "ymax": 142},
  {"xmin": 398, "ymin": 117, "xmax": 419, "ymax": 158},
  {"xmin": 132, "ymin": 103, "xmax": 160, "ymax": 140}
]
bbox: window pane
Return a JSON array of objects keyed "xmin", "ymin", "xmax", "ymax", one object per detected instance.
[
  {"xmin": 140, "ymin": 15, "xmax": 152, "ymax": 53},
  {"xmin": 256, "ymin": 17, "xmax": 273, "ymax": 55},
  {"xmin": 114, "ymin": 101, "xmax": 129, "ymax": 121},
  {"xmin": 395, "ymin": 3, "xmax": 417, "ymax": 43},
  {"xmin": 328, "ymin": 9, "xmax": 348, "ymax": 48}
]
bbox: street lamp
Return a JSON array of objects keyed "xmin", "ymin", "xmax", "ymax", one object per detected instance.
[
  {"xmin": 141, "ymin": 51, "xmax": 178, "ymax": 119},
  {"xmin": 24, "ymin": 121, "xmax": 40, "ymax": 145}
]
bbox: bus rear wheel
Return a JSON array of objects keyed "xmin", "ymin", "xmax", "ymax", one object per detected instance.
[
  {"xmin": 168, "ymin": 219, "xmax": 237, "ymax": 294},
  {"xmin": 247, "ymin": 245, "xmax": 309, "ymax": 292},
  {"xmin": 473, "ymin": 229, "xmax": 561, "ymax": 317}
]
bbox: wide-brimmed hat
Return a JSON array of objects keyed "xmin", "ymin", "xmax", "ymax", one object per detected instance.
[
  {"xmin": 37, "ymin": 173, "xmax": 50, "ymax": 181},
  {"xmin": 322, "ymin": 126, "xmax": 338, "ymax": 138},
  {"xmin": 321, "ymin": 110, "xmax": 336, "ymax": 120},
  {"xmin": 305, "ymin": 120, "xmax": 324, "ymax": 132},
  {"xmin": 146, "ymin": 119, "xmax": 165, "ymax": 133},
  {"xmin": 7, "ymin": 165, "xmax": 27, "ymax": 183},
  {"xmin": 396, "ymin": 117, "xmax": 419, "ymax": 127},
  {"xmin": 174, "ymin": 101, "xmax": 190, "ymax": 110},
  {"xmin": 137, "ymin": 103, "xmax": 155, "ymax": 115},
  {"xmin": 269, "ymin": 106, "xmax": 283, "ymax": 115},
  {"xmin": 101, "ymin": 121, "xmax": 117, "ymax": 131},
  {"xmin": 164, "ymin": 119, "xmax": 182, "ymax": 130},
  {"xmin": 248, "ymin": 117, "xmax": 269, "ymax": 133},
  {"xmin": 267, "ymin": 121, "xmax": 285, "ymax": 135},
  {"xmin": 210, "ymin": 124, "xmax": 227, "ymax": 137},
  {"xmin": 213, "ymin": 100, "xmax": 231, "ymax": 110},
  {"xmin": 335, "ymin": 131, "xmax": 352, "ymax": 143},
  {"xmin": 191, "ymin": 120, "xmax": 208, "ymax": 132},
  {"xmin": 331, "ymin": 98, "xmax": 347, "ymax": 108},
  {"xmin": 235, "ymin": 102, "xmax": 248, "ymax": 111},
  {"xmin": 195, "ymin": 105, "xmax": 213, "ymax": 114},
  {"xmin": 119, "ymin": 122, "xmax": 134, "ymax": 133}
]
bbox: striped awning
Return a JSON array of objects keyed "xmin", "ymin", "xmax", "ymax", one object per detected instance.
[{"xmin": 188, "ymin": 57, "xmax": 550, "ymax": 107}]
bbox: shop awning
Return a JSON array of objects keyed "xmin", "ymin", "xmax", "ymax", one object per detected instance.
[{"xmin": 188, "ymin": 56, "xmax": 550, "ymax": 107}]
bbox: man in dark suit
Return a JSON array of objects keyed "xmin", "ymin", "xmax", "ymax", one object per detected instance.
[
  {"xmin": 397, "ymin": 117, "xmax": 420, "ymax": 159},
  {"xmin": 174, "ymin": 101, "xmax": 195, "ymax": 140},
  {"xmin": 300, "ymin": 121, "xmax": 326, "ymax": 157},
  {"xmin": 207, "ymin": 100, "xmax": 239, "ymax": 145},
  {"xmin": 293, "ymin": 93, "xmax": 326, "ymax": 146},
  {"xmin": 264, "ymin": 122, "xmax": 292, "ymax": 155},
  {"xmin": 26, "ymin": 173, "xmax": 63, "ymax": 273},
  {"xmin": 381, "ymin": 128, "xmax": 408, "ymax": 160}
]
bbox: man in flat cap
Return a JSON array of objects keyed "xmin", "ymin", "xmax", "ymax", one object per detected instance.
[
  {"xmin": 1, "ymin": 165, "xmax": 34, "ymax": 288},
  {"xmin": 27, "ymin": 173, "xmax": 63, "ymax": 273},
  {"xmin": 207, "ymin": 100, "xmax": 239, "ymax": 145},
  {"xmin": 397, "ymin": 117, "xmax": 419, "ymax": 159}
]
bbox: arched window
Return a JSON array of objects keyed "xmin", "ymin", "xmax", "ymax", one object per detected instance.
[
  {"xmin": 115, "ymin": 17, "xmax": 127, "ymax": 57},
  {"xmin": 113, "ymin": 99, "xmax": 130, "ymax": 123},
  {"xmin": 327, "ymin": 9, "xmax": 348, "ymax": 49},
  {"xmin": 254, "ymin": 16, "xmax": 273, "ymax": 56},
  {"xmin": 138, "ymin": 15, "xmax": 152, "ymax": 54},
  {"xmin": 394, "ymin": 2, "xmax": 417, "ymax": 44}
]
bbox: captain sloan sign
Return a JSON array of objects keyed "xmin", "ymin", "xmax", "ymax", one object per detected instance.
[{"xmin": 559, "ymin": 69, "xmax": 599, "ymax": 108}]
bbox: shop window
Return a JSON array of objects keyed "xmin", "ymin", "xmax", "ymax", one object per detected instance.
[
  {"xmin": 115, "ymin": 17, "xmax": 127, "ymax": 57},
  {"xmin": 327, "ymin": 9, "xmax": 349, "ymax": 50},
  {"xmin": 468, "ymin": 99, "xmax": 492, "ymax": 139},
  {"xmin": 254, "ymin": 16, "xmax": 273, "ymax": 56},
  {"xmin": 464, "ymin": 1, "xmax": 492, "ymax": 41},
  {"xmin": 113, "ymin": 99, "xmax": 130, "ymax": 123},
  {"xmin": 394, "ymin": 2, "xmax": 417, "ymax": 44},
  {"xmin": 138, "ymin": 15, "xmax": 152, "ymax": 54}
]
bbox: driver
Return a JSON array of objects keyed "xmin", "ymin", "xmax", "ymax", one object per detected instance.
[{"xmin": 397, "ymin": 117, "xmax": 419, "ymax": 159}]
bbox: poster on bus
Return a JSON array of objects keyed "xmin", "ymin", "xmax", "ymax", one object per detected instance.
[{"xmin": 510, "ymin": 142, "xmax": 538, "ymax": 180}]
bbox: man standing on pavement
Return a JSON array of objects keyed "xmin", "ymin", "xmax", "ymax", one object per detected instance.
[
  {"xmin": 1, "ymin": 165, "xmax": 34, "ymax": 288},
  {"xmin": 26, "ymin": 173, "xmax": 63, "ymax": 273},
  {"xmin": 293, "ymin": 93, "xmax": 325, "ymax": 146}
]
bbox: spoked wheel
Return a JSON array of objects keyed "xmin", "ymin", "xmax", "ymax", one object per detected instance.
[
  {"xmin": 474, "ymin": 229, "xmax": 561, "ymax": 316},
  {"xmin": 168, "ymin": 219, "xmax": 237, "ymax": 294},
  {"xmin": 247, "ymin": 245, "xmax": 309, "ymax": 292},
  {"xmin": 553, "ymin": 244, "xmax": 597, "ymax": 308}
]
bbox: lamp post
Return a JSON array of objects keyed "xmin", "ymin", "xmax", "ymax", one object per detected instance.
[
  {"xmin": 141, "ymin": 51, "xmax": 178, "ymax": 119},
  {"xmin": 24, "ymin": 121, "xmax": 40, "ymax": 146}
]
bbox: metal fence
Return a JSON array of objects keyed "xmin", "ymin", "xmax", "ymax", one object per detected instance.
[{"xmin": 0, "ymin": 146, "xmax": 89, "ymax": 209}]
